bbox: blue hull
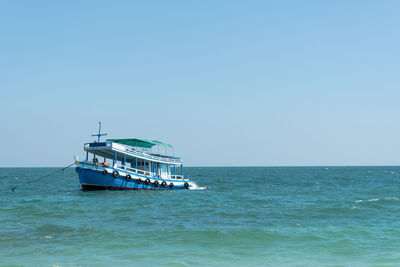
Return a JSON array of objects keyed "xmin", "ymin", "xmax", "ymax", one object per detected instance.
[{"xmin": 76, "ymin": 167, "xmax": 188, "ymax": 190}]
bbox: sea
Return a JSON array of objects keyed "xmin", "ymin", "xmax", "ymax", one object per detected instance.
[{"xmin": 0, "ymin": 166, "xmax": 399, "ymax": 266}]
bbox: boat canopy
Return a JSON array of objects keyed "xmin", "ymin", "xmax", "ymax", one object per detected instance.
[{"xmin": 107, "ymin": 138, "xmax": 173, "ymax": 148}]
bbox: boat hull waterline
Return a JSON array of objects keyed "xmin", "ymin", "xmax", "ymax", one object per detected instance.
[{"xmin": 76, "ymin": 166, "xmax": 193, "ymax": 191}]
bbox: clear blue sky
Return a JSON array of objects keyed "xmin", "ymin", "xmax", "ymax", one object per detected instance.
[{"xmin": 1, "ymin": 0, "xmax": 399, "ymax": 167}]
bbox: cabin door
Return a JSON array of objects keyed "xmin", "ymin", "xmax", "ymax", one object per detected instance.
[{"xmin": 160, "ymin": 163, "xmax": 169, "ymax": 179}]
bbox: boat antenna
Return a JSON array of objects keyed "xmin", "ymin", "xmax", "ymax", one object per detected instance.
[{"xmin": 91, "ymin": 121, "xmax": 107, "ymax": 142}]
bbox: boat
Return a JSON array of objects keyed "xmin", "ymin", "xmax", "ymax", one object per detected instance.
[{"xmin": 75, "ymin": 122, "xmax": 195, "ymax": 190}]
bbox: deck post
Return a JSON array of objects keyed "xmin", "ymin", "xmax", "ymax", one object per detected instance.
[
  {"xmin": 113, "ymin": 151, "xmax": 117, "ymax": 168},
  {"xmin": 123, "ymin": 154, "xmax": 126, "ymax": 172},
  {"xmin": 86, "ymin": 152, "xmax": 88, "ymax": 161}
]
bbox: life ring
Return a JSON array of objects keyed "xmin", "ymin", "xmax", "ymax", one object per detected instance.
[
  {"xmin": 161, "ymin": 181, "xmax": 167, "ymax": 188},
  {"xmin": 145, "ymin": 178, "xmax": 151, "ymax": 185},
  {"xmin": 113, "ymin": 170, "xmax": 119, "ymax": 178},
  {"xmin": 125, "ymin": 174, "xmax": 132, "ymax": 181},
  {"xmin": 154, "ymin": 180, "xmax": 159, "ymax": 187},
  {"xmin": 169, "ymin": 182, "xmax": 174, "ymax": 189},
  {"xmin": 137, "ymin": 178, "xmax": 142, "ymax": 184},
  {"xmin": 184, "ymin": 182, "xmax": 189, "ymax": 189},
  {"xmin": 102, "ymin": 170, "xmax": 108, "ymax": 176}
]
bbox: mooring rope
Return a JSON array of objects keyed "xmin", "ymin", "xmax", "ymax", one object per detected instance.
[{"xmin": 10, "ymin": 162, "xmax": 76, "ymax": 192}]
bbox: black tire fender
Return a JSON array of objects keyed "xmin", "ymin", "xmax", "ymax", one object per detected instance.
[{"xmin": 184, "ymin": 182, "xmax": 189, "ymax": 189}]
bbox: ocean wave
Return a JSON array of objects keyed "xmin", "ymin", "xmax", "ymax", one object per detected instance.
[
  {"xmin": 384, "ymin": 197, "xmax": 399, "ymax": 201},
  {"xmin": 383, "ymin": 171, "xmax": 396, "ymax": 174},
  {"xmin": 355, "ymin": 197, "xmax": 399, "ymax": 203}
]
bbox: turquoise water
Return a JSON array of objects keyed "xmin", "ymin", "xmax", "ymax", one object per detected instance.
[{"xmin": 1, "ymin": 166, "xmax": 399, "ymax": 266}]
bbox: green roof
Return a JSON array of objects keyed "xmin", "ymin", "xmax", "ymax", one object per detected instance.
[{"xmin": 107, "ymin": 138, "xmax": 173, "ymax": 148}]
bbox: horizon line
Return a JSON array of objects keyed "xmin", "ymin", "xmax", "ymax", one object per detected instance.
[{"xmin": 0, "ymin": 164, "xmax": 399, "ymax": 168}]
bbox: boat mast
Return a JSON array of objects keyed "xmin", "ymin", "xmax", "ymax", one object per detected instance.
[{"xmin": 91, "ymin": 121, "xmax": 107, "ymax": 142}]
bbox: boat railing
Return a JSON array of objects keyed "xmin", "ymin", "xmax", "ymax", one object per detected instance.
[
  {"xmin": 113, "ymin": 164, "xmax": 185, "ymax": 180},
  {"xmin": 80, "ymin": 160, "xmax": 185, "ymax": 180},
  {"xmin": 115, "ymin": 164, "xmax": 152, "ymax": 177},
  {"xmin": 80, "ymin": 161, "xmax": 185, "ymax": 180},
  {"xmin": 126, "ymin": 148, "xmax": 181, "ymax": 164},
  {"xmin": 85, "ymin": 142, "xmax": 181, "ymax": 164}
]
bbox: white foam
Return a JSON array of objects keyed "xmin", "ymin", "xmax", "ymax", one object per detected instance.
[
  {"xmin": 367, "ymin": 198, "xmax": 379, "ymax": 202},
  {"xmin": 190, "ymin": 182, "xmax": 207, "ymax": 190},
  {"xmin": 384, "ymin": 197, "xmax": 399, "ymax": 201},
  {"xmin": 44, "ymin": 235, "xmax": 52, "ymax": 239},
  {"xmin": 355, "ymin": 200, "xmax": 363, "ymax": 203}
]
